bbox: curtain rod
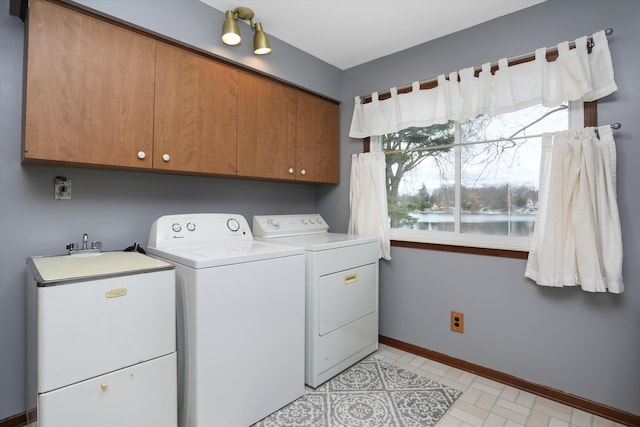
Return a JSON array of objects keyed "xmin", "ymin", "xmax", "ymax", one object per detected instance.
[
  {"xmin": 383, "ymin": 123, "xmax": 622, "ymax": 154},
  {"xmin": 360, "ymin": 28, "xmax": 614, "ymax": 102}
]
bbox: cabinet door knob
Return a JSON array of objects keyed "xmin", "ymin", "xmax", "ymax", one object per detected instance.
[
  {"xmin": 100, "ymin": 383, "xmax": 109, "ymax": 391},
  {"xmin": 300, "ymin": 169, "xmax": 307, "ymax": 176},
  {"xmin": 288, "ymin": 168, "xmax": 294, "ymax": 174},
  {"xmin": 162, "ymin": 153, "xmax": 170, "ymax": 162},
  {"xmin": 137, "ymin": 151, "xmax": 146, "ymax": 160}
]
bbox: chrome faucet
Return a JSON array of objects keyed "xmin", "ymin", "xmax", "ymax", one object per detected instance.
[{"xmin": 67, "ymin": 233, "xmax": 102, "ymax": 255}]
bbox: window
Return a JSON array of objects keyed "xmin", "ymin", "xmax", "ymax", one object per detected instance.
[{"xmin": 376, "ymin": 100, "xmax": 584, "ymax": 251}]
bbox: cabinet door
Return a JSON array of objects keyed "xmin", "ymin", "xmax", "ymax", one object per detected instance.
[
  {"xmin": 296, "ymin": 92, "xmax": 340, "ymax": 183},
  {"xmin": 24, "ymin": 0, "xmax": 156, "ymax": 169},
  {"xmin": 37, "ymin": 269, "xmax": 175, "ymax": 393},
  {"xmin": 154, "ymin": 43, "xmax": 238, "ymax": 175},
  {"xmin": 38, "ymin": 353, "xmax": 177, "ymax": 427},
  {"xmin": 237, "ymin": 72, "xmax": 297, "ymax": 180}
]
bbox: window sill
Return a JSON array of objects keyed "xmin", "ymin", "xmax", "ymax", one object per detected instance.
[
  {"xmin": 391, "ymin": 240, "xmax": 528, "ymax": 259},
  {"xmin": 390, "ymin": 229, "xmax": 529, "ymax": 259}
]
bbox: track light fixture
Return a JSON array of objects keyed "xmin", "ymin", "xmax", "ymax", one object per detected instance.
[{"xmin": 221, "ymin": 6, "xmax": 271, "ymax": 55}]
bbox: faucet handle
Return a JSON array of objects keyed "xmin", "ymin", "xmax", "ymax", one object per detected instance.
[
  {"xmin": 91, "ymin": 241, "xmax": 102, "ymax": 250},
  {"xmin": 66, "ymin": 242, "xmax": 78, "ymax": 253}
]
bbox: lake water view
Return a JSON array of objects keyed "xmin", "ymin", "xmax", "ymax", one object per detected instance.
[{"xmin": 411, "ymin": 212, "xmax": 536, "ymax": 236}]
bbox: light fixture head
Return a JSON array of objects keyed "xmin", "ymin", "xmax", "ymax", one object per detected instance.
[
  {"xmin": 253, "ymin": 22, "xmax": 271, "ymax": 55},
  {"xmin": 221, "ymin": 10, "xmax": 241, "ymax": 45},
  {"xmin": 220, "ymin": 6, "xmax": 272, "ymax": 55}
]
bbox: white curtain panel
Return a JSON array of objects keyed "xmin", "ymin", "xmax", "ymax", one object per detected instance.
[
  {"xmin": 525, "ymin": 126, "xmax": 623, "ymax": 293},
  {"xmin": 348, "ymin": 152, "xmax": 391, "ymax": 260},
  {"xmin": 349, "ymin": 30, "xmax": 616, "ymax": 138}
]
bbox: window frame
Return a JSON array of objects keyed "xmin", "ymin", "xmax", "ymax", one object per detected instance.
[{"xmin": 364, "ymin": 101, "xmax": 598, "ymax": 257}]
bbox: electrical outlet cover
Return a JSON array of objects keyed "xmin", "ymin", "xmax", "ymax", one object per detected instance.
[
  {"xmin": 54, "ymin": 177, "xmax": 71, "ymax": 200},
  {"xmin": 451, "ymin": 311, "xmax": 464, "ymax": 333}
]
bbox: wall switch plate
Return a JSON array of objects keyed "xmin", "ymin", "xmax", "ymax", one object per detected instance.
[{"xmin": 54, "ymin": 176, "xmax": 71, "ymax": 200}]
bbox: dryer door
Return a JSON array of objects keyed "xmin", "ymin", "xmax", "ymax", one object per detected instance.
[{"xmin": 318, "ymin": 262, "xmax": 377, "ymax": 336}]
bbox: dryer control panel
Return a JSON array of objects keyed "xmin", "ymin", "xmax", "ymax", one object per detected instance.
[
  {"xmin": 253, "ymin": 214, "xmax": 329, "ymax": 238},
  {"xmin": 148, "ymin": 213, "xmax": 252, "ymax": 249}
]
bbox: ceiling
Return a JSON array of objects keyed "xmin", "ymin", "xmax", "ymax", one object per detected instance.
[{"xmin": 199, "ymin": 0, "xmax": 546, "ymax": 70}]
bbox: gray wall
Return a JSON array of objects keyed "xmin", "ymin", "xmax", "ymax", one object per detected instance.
[
  {"xmin": 326, "ymin": 0, "xmax": 640, "ymax": 415},
  {"xmin": 2, "ymin": 0, "xmax": 639, "ymax": 420},
  {"xmin": 0, "ymin": 0, "xmax": 341, "ymax": 419}
]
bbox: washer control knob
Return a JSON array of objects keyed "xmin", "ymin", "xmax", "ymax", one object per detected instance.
[
  {"xmin": 267, "ymin": 219, "xmax": 280, "ymax": 229},
  {"xmin": 171, "ymin": 223, "xmax": 182, "ymax": 232},
  {"xmin": 186, "ymin": 222, "xmax": 196, "ymax": 231},
  {"xmin": 162, "ymin": 153, "xmax": 170, "ymax": 162},
  {"xmin": 227, "ymin": 218, "xmax": 240, "ymax": 232},
  {"xmin": 137, "ymin": 151, "xmax": 146, "ymax": 159}
]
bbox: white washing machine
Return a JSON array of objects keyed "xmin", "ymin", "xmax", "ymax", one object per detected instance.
[
  {"xmin": 253, "ymin": 214, "xmax": 379, "ymax": 388},
  {"xmin": 147, "ymin": 213, "xmax": 305, "ymax": 427}
]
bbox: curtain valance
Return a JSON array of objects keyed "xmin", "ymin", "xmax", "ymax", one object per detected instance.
[{"xmin": 349, "ymin": 30, "xmax": 617, "ymax": 139}]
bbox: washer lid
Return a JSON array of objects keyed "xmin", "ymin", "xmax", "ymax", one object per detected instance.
[
  {"xmin": 146, "ymin": 240, "xmax": 303, "ymax": 268},
  {"xmin": 258, "ymin": 233, "xmax": 378, "ymax": 251}
]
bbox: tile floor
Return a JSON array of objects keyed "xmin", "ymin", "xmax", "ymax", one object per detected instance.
[
  {"xmin": 24, "ymin": 343, "xmax": 626, "ymax": 427},
  {"xmin": 373, "ymin": 343, "xmax": 627, "ymax": 427}
]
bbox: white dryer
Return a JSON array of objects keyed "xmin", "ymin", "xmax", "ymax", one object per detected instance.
[
  {"xmin": 147, "ymin": 213, "xmax": 305, "ymax": 427},
  {"xmin": 253, "ymin": 214, "xmax": 379, "ymax": 388}
]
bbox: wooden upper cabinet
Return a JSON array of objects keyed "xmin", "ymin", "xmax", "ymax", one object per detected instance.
[
  {"xmin": 237, "ymin": 72, "xmax": 340, "ymax": 183},
  {"xmin": 22, "ymin": 0, "xmax": 339, "ymax": 183},
  {"xmin": 154, "ymin": 43, "xmax": 238, "ymax": 175},
  {"xmin": 295, "ymin": 92, "xmax": 340, "ymax": 183},
  {"xmin": 237, "ymin": 72, "xmax": 297, "ymax": 180},
  {"xmin": 23, "ymin": 0, "xmax": 156, "ymax": 169}
]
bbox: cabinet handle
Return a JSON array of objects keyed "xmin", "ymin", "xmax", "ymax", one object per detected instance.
[
  {"xmin": 100, "ymin": 383, "xmax": 109, "ymax": 391},
  {"xmin": 162, "ymin": 154, "xmax": 170, "ymax": 162},
  {"xmin": 137, "ymin": 151, "xmax": 146, "ymax": 160},
  {"xmin": 288, "ymin": 168, "xmax": 294, "ymax": 174},
  {"xmin": 300, "ymin": 169, "xmax": 307, "ymax": 176}
]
